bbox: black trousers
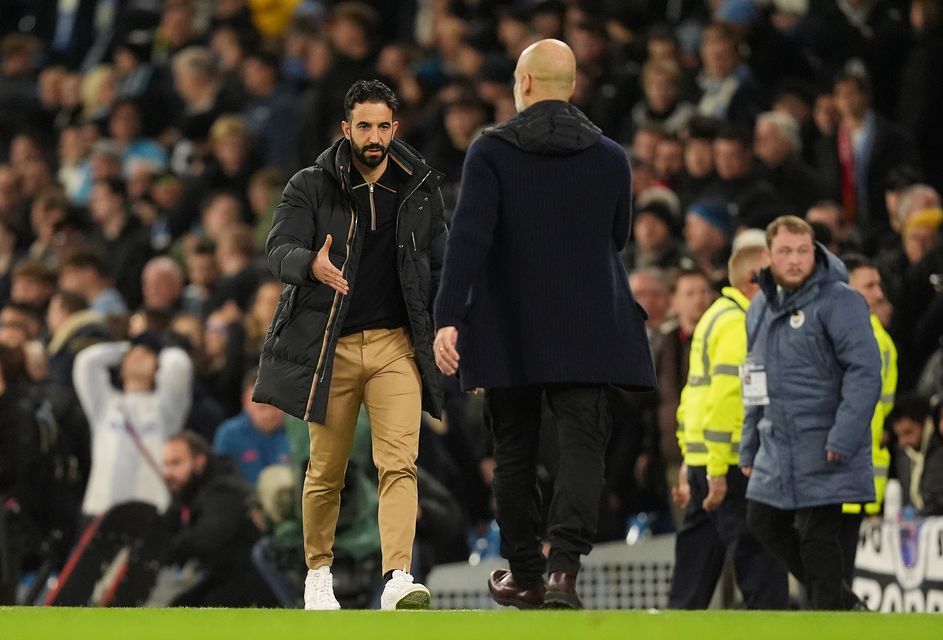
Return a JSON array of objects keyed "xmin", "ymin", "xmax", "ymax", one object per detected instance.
[
  {"xmin": 839, "ymin": 512, "xmax": 864, "ymax": 585},
  {"xmin": 486, "ymin": 385, "xmax": 611, "ymax": 585},
  {"xmin": 747, "ymin": 500, "xmax": 859, "ymax": 610},
  {"xmin": 668, "ymin": 466, "xmax": 788, "ymax": 609}
]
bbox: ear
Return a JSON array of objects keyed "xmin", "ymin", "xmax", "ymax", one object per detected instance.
[
  {"xmin": 391, "ymin": 120, "xmax": 399, "ymax": 138},
  {"xmin": 522, "ymin": 73, "xmax": 533, "ymax": 95},
  {"xmin": 341, "ymin": 120, "xmax": 351, "ymax": 140}
]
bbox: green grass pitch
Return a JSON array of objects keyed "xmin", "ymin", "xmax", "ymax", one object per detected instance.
[{"xmin": 2, "ymin": 608, "xmax": 941, "ymax": 640}]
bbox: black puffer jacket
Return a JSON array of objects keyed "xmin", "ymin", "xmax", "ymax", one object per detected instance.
[{"xmin": 253, "ymin": 137, "xmax": 447, "ymax": 422}]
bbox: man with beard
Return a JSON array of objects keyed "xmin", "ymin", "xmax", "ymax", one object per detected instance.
[
  {"xmin": 253, "ymin": 80, "xmax": 447, "ymax": 610},
  {"xmin": 741, "ymin": 215, "xmax": 881, "ymax": 610},
  {"xmin": 161, "ymin": 431, "xmax": 276, "ymax": 607}
]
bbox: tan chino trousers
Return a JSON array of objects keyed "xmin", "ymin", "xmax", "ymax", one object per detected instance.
[{"xmin": 302, "ymin": 327, "xmax": 421, "ymax": 575}]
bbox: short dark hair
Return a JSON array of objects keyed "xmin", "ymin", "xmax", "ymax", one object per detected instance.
[
  {"xmin": 61, "ymin": 251, "xmax": 109, "ymax": 277},
  {"xmin": 167, "ymin": 430, "xmax": 212, "ymax": 459},
  {"xmin": 715, "ymin": 122, "xmax": 752, "ymax": 148},
  {"xmin": 670, "ymin": 267, "xmax": 710, "ymax": 294},
  {"xmin": 94, "ymin": 176, "xmax": 127, "ymax": 200},
  {"xmin": 834, "ymin": 69, "xmax": 872, "ymax": 99},
  {"xmin": 841, "ymin": 253, "xmax": 876, "ymax": 274},
  {"xmin": 344, "ymin": 80, "xmax": 399, "ymax": 121},
  {"xmin": 888, "ymin": 393, "xmax": 933, "ymax": 426},
  {"xmin": 0, "ymin": 344, "xmax": 27, "ymax": 386},
  {"xmin": 12, "ymin": 259, "xmax": 57, "ymax": 286},
  {"xmin": 54, "ymin": 289, "xmax": 89, "ymax": 314}
]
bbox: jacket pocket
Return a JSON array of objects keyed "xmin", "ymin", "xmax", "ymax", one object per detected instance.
[{"xmin": 269, "ymin": 285, "xmax": 298, "ymax": 338}]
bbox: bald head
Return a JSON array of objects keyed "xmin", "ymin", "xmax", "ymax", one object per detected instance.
[{"xmin": 513, "ymin": 39, "xmax": 576, "ymax": 112}]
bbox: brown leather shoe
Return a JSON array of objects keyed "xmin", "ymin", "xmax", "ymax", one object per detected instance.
[
  {"xmin": 487, "ymin": 569, "xmax": 546, "ymax": 609},
  {"xmin": 544, "ymin": 571, "xmax": 582, "ymax": 609}
]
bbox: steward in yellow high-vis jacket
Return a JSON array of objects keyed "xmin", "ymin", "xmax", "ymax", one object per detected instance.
[
  {"xmin": 839, "ymin": 255, "xmax": 897, "ymax": 583},
  {"xmin": 668, "ymin": 245, "xmax": 787, "ymax": 610}
]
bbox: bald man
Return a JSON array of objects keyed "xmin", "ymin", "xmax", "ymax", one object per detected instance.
[{"xmin": 434, "ymin": 40, "xmax": 655, "ymax": 609}]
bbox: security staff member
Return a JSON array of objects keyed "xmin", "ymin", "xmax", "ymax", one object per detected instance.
[
  {"xmin": 669, "ymin": 244, "xmax": 788, "ymax": 609},
  {"xmin": 839, "ymin": 254, "xmax": 897, "ymax": 583}
]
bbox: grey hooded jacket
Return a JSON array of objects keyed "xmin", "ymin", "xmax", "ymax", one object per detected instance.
[{"xmin": 740, "ymin": 245, "xmax": 882, "ymax": 509}]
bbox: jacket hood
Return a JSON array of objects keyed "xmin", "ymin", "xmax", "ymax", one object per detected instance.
[
  {"xmin": 757, "ymin": 242, "xmax": 848, "ymax": 307},
  {"xmin": 316, "ymin": 137, "xmax": 441, "ymax": 187},
  {"xmin": 483, "ymin": 100, "xmax": 601, "ymax": 155}
]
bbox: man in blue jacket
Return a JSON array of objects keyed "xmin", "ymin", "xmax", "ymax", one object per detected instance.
[
  {"xmin": 433, "ymin": 39, "xmax": 655, "ymax": 609},
  {"xmin": 740, "ymin": 215, "xmax": 881, "ymax": 610}
]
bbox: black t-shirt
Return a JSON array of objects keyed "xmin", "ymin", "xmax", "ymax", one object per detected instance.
[{"xmin": 341, "ymin": 162, "xmax": 409, "ymax": 336}]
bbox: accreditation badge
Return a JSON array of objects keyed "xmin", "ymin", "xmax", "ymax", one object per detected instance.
[{"xmin": 740, "ymin": 359, "xmax": 770, "ymax": 406}]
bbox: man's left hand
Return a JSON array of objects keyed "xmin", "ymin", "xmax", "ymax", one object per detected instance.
[
  {"xmin": 434, "ymin": 326, "xmax": 460, "ymax": 375},
  {"xmin": 702, "ymin": 474, "xmax": 728, "ymax": 512},
  {"xmin": 827, "ymin": 450, "xmax": 843, "ymax": 463}
]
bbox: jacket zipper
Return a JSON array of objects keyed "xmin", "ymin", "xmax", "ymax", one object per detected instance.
[
  {"xmin": 304, "ymin": 202, "xmax": 357, "ymax": 420},
  {"xmin": 369, "ymin": 182, "xmax": 377, "ymax": 231}
]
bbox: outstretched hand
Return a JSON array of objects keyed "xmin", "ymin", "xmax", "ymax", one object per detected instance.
[{"xmin": 311, "ymin": 235, "xmax": 349, "ymax": 295}]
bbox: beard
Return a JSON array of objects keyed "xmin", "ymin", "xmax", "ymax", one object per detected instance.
[{"xmin": 351, "ymin": 140, "xmax": 388, "ymax": 167}]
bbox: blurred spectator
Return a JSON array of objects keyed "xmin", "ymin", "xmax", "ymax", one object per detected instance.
[
  {"xmin": 815, "ymin": 70, "xmax": 913, "ymax": 254},
  {"xmin": 168, "ymin": 115, "xmax": 257, "ymax": 239},
  {"xmin": 754, "ymin": 111, "xmax": 828, "ymax": 216},
  {"xmin": 247, "ymin": 168, "xmax": 283, "ymax": 252},
  {"xmin": 45, "ymin": 289, "xmax": 110, "ymax": 390},
  {"xmin": 244, "ymin": 279, "xmax": 281, "ymax": 357},
  {"xmin": 240, "ymin": 52, "xmax": 298, "ymax": 173},
  {"xmin": 0, "ymin": 220, "xmax": 20, "ymax": 303},
  {"xmin": 700, "ymin": 123, "xmax": 780, "ymax": 230},
  {"xmin": 58, "ymin": 251, "xmax": 128, "ymax": 316},
  {"xmin": 73, "ymin": 336, "xmax": 193, "ymax": 516},
  {"xmin": 28, "ymin": 185, "xmax": 69, "ymax": 267},
  {"xmin": 655, "ymin": 269, "xmax": 714, "ymax": 471},
  {"xmin": 182, "ymin": 239, "xmax": 218, "ymax": 317},
  {"xmin": 622, "ymin": 59, "xmax": 694, "ymax": 141},
  {"xmin": 170, "ymin": 46, "xmax": 242, "ymax": 174},
  {"xmin": 213, "ymin": 370, "xmax": 290, "ymax": 485},
  {"xmin": 10, "ymin": 259, "xmax": 57, "ymax": 310},
  {"xmin": 890, "ymin": 395, "xmax": 943, "ymax": 517},
  {"xmin": 628, "ymin": 268, "xmax": 672, "ymax": 345},
  {"xmin": 694, "ymin": 23, "xmax": 764, "ymax": 127},
  {"xmin": 806, "ymin": 200, "xmax": 850, "ymax": 253},
  {"xmin": 161, "ymin": 431, "xmax": 277, "ymax": 607},
  {"xmin": 621, "ymin": 201, "xmax": 692, "ymax": 273},
  {"xmin": 684, "ymin": 201, "xmax": 733, "ymax": 285},
  {"xmin": 208, "ymin": 224, "xmax": 267, "ymax": 313},
  {"xmin": 0, "ymin": 302, "xmax": 44, "ymax": 342},
  {"xmin": 197, "ymin": 305, "xmax": 246, "ymax": 419},
  {"xmin": 141, "ymin": 256, "xmax": 185, "ymax": 314},
  {"xmin": 88, "ymin": 176, "xmax": 153, "ymax": 309},
  {"xmin": 653, "ymin": 135, "xmax": 686, "ymax": 187},
  {"xmin": 106, "ymin": 98, "xmax": 168, "ymax": 177},
  {"xmin": 898, "ymin": 0, "xmax": 943, "ymax": 193}
]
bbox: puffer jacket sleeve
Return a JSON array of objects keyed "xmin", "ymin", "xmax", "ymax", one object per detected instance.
[
  {"xmin": 822, "ymin": 286, "xmax": 882, "ymax": 457},
  {"xmin": 429, "ymin": 186, "xmax": 448, "ymax": 312},
  {"xmin": 266, "ymin": 169, "xmax": 320, "ymax": 287}
]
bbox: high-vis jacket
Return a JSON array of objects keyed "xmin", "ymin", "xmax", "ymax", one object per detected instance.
[
  {"xmin": 676, "ymin": 286, "xmax": 750, "ymax": 477},
  {"xmin": 842, "ymin": 314, "xmax": 896, "ymax": 515}
]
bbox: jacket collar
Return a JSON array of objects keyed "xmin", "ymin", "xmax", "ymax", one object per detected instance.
[
  {"xmin": 756, "ymin": 242, "xmax": 848, "ymax": 313},
  {"xmin": 721, "ymin": 286, "xmax": 751, "ymax": 311},
  {"xmin": 317, "ymin": 138, "xmax": 442, "ymax": 196}
]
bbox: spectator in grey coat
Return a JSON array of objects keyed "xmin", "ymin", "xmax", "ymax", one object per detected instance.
[{"xmin": 740, "ymin": 215, "xmax": 881, "ymax": 610}]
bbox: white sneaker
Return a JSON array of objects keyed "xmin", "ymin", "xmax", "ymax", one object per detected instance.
[
  {"xmin": 380, "ymin": 570, "xmax": 431, "ymax": 610},
  {"xmin": 304, "ymin": 566, "xmax": 341, "ymax": 610}
]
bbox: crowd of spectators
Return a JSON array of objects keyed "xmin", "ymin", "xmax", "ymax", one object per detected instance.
[{"xmin": 2, "ymin": 0, "xmax": 943, "ymax": 607}]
